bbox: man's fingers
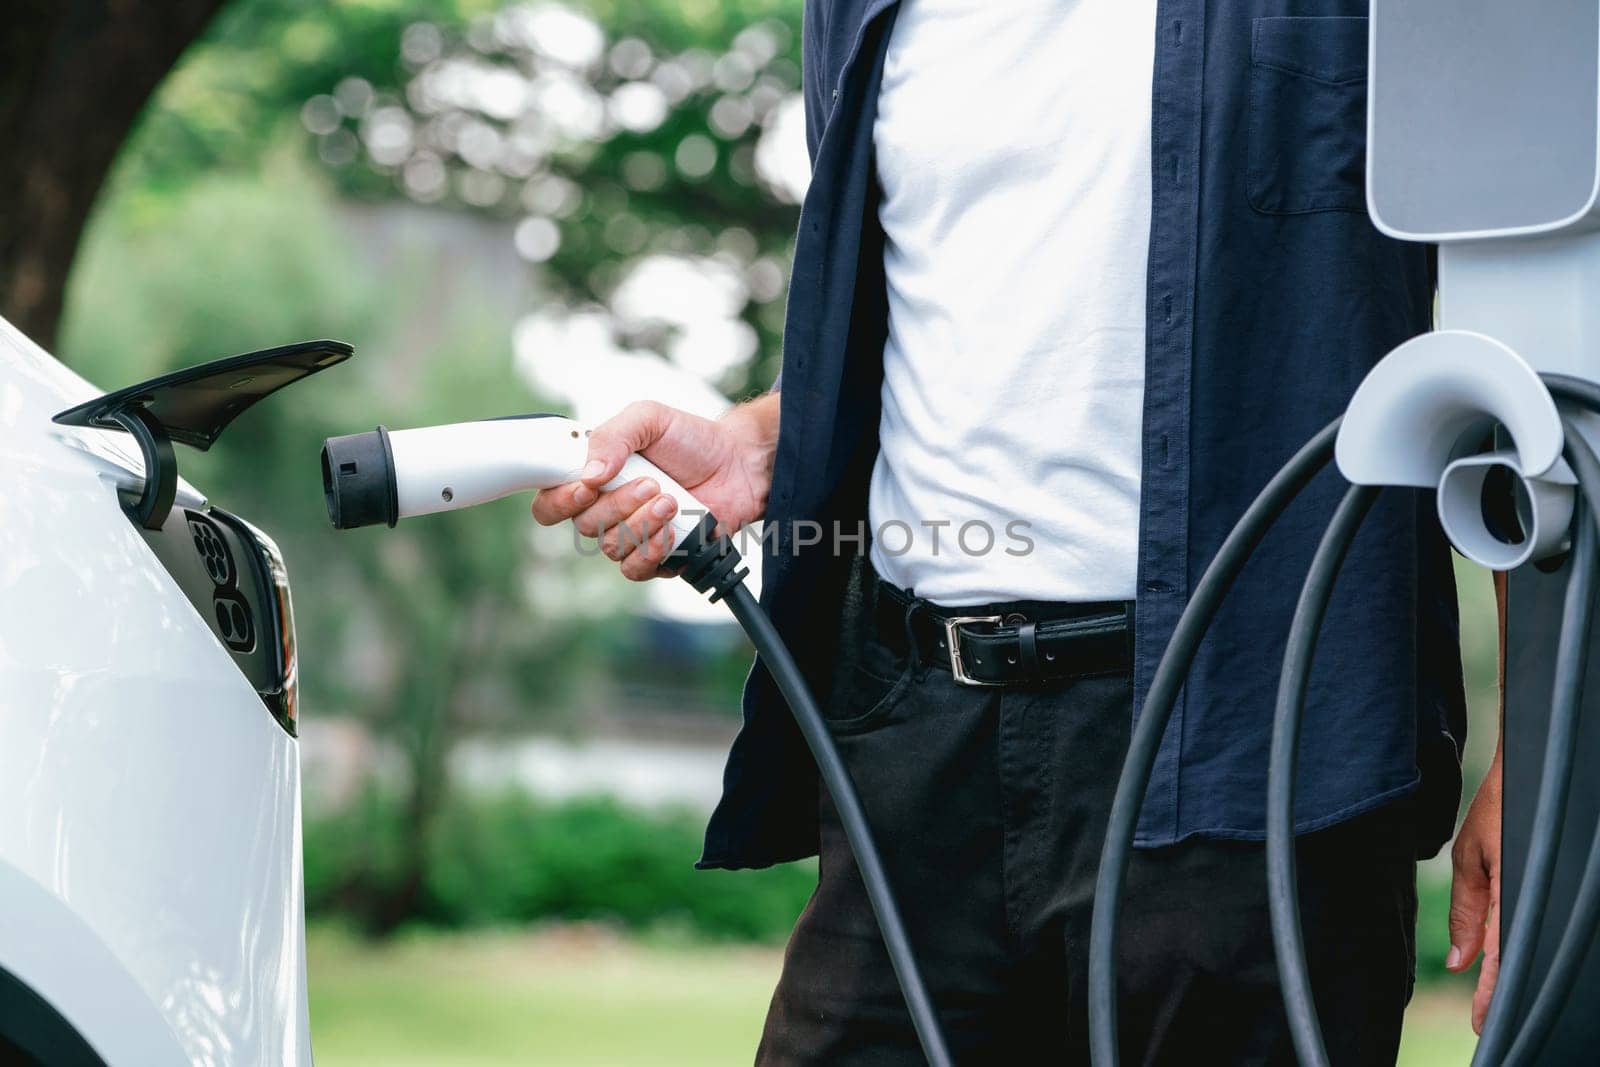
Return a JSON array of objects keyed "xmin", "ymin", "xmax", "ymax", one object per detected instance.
[
  {"xmin": 619, "ymin": 524, "xmax": 678, "ymax": 582},
  {"xmin": 572, "ymin": 478, "xmax": 659, "ymax": 539},
  {"xmin": 530, "ymin": 482, "xmax": 597, "ymax": 526},
  {"xmin": 600, "ymin": 493, "xmax": 678, "ymax": 564},
  {"xmin": 583, "ymin": 401, "xmax": 675, "ymax": 487},
  {"xmin": 533, "ymin": 399, "xmax": 704, "ymax": 584},
  {"xmin": 1472, "ymin": 902, "xmax": 1502, "ymax": 1034},
  {"xmin": 1448, "ymin": 841, "xmax": 1493, "ymax": 970}
]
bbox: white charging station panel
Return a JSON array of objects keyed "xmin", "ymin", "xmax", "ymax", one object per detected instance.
[{"xmin": 1368, "ymin": 0, "xmax": 1600, "ymax": 240}]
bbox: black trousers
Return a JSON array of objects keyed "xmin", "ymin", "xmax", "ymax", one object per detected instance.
[{"xmin": 756, "ymin": 578, "xmax": 1418, "ymax": 1066}]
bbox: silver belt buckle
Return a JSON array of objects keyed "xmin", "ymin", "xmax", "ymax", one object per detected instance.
[{"xmin": 942, "ymin": 614, "xmax": 1006, "ymax": 687}]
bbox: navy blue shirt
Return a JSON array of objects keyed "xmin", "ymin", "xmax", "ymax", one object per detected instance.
[{"xmin": 698, "ymin": 0, "xmax": 1466, "ymax": 870}]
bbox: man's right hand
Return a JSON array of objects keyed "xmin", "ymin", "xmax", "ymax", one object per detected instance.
[{"xmin": 531, "ymin": 393, "xmax": 781, "ymax": 581}]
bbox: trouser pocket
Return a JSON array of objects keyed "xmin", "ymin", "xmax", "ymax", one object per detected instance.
[{"xmin": 824, "ymin": 628, "xmax": 916, "ymax": 734}]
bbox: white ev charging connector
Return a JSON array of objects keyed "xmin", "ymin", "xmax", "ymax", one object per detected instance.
[{"xmin": 322, "ymin": 415, "xmax": 705, "ymax": 549}]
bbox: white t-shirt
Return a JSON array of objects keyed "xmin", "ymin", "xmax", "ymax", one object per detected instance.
[{"xmin": 867, "ymin": 0, "xmax": 1158, "ymax": 604}]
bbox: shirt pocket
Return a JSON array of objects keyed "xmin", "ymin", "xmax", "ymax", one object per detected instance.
[{"xmin": 1247, "ymin": 16, "xmax": 1370, "ymax": 215}]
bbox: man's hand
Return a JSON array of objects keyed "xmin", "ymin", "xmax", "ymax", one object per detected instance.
[
  {"xmin": 1448, "ymin": 746, "xmax": 1503, "ymax": 1034},
  {"xmin": 531, "ymin": 393, "xmax": 780, "ymax": 581}
]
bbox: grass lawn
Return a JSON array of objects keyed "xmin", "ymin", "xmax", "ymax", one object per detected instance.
[
  {"xmin": 307, "ymin": 924, "xmax": 780, "ymax": 1066},
  {"xmin": 1398, "ymin": 989, "xmax": 1479, "ymax": 1067},
  {"xmin": 308, "ymin": 924, "xmax": 1479, "ymax": 1066}
]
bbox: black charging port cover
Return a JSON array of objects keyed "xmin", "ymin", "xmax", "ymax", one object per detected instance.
[{"xmin": 53, "ymin": 339, "xmax": 354, "ymax": 528}]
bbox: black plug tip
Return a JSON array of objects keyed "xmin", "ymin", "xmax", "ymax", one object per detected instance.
[{"xmin": 321, "ymin": 427, "xmax": 398, "ymax": 529}]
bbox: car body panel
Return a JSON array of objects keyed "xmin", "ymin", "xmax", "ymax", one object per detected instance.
[{"xmin": 0, "ymin": 317, "xmax": 311, "ymax": 1065}]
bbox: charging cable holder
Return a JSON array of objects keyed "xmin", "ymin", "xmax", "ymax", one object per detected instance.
[{"xmin": 1336, "ymin": 329, "xmax": 1574, "ymax": 570}]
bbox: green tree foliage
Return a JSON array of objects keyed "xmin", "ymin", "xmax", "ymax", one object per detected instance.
[{"xmin": 115, "ymin": 0, "xmax": 804, "ymax": 394}]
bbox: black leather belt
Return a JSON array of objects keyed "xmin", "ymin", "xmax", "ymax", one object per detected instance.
[{"xmin": 871, "ymin": 572, "xmax": 1133, "ymax": 687}]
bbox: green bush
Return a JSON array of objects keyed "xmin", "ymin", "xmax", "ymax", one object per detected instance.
[
  {"xmin": 305, "ymin": 790, "xmax": 817, "ymax": 943},
  {"xmin": 306, "ymin": 787, "xmax": 1479, "ymax": 991}
]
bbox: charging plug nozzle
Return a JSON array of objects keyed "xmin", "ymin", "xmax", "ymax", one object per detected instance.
[{"xmin": 321, "ymin": 428, "xmax": 399, "ymax": 529}]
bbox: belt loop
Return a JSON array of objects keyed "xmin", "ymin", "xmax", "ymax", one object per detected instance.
[
  {"xmin": 901, "ymin": 588, "xmax": 927, "ymax": 671},
  {"xmin": 1016, "ymin": 619, "xmax": 1040, "ymax": 675}
]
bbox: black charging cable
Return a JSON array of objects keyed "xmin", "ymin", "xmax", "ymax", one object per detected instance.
[
  {"xmin": 1467, "ymin": 479, "xmax": 1594, "ymax": 1067},
  {"xmin": 1265, "ymin": 483, "xmax": 1381, "ymax": 1067},
  {"xmin": 1496, "ymin": 385, "xmax": 1600, "ymax": 1067},
  {"xmin": 1265, "ymin": 426, "xmax": 1598, "ymax": 1067},
  {"xmin": 1501, "ymin": 746, "xmax": 1600, "ymax": 1067},
  {"xmin": 1477, "ymin": 378, "xmax": 1600, "ymax": 1066},
  {"xmin": 672, "ymin": 518, "xmax": 954, "ymax": 1067},
  {"xmin": 1092, "ymin": 387, "xmax": 1600, "ymax": 1067},
  {"xmin": 1261, "ymin": 385, "xmax": 1600, "ymax": 1067},
  {"xmin": 1086, "ymin": 419, "xmax": 1341, "ymax": 1066}
]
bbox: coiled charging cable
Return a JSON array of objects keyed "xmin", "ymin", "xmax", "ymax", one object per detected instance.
[
  {"xmin": 1266, "ymin": 426, "xmax": 1598, "ymax": 1067},
  {"xmin": 1087, "ymin": 420, "xmax": 1342, "ymax": 1066},
  {"xmin": 1487, "ymin": 375, "xmax": 1600, "ymax": 1067},
  {"xmin": 1089, "ymin": 376, "xmax": 1600, "ymax": 1067}
]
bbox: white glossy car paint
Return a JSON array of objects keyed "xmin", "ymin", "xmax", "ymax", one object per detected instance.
[{"xmin": 0, "ymin": 316, "xmax": 311, "ymax": 1065}]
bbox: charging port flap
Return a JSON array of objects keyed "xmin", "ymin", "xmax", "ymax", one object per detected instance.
[{"xmin": 52, "ymin": 340, "xmax": 354, "ymax": 528}]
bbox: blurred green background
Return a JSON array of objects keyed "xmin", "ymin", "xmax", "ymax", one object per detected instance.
[{"xmin": 30, "ymin": 1, "xmax": 1495, "ymax": 1062}]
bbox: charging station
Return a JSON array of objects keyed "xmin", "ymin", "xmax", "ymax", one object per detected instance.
[{"xmin": 1370, "ymin": 6, "xmax": 1600, "ymax": 1059}]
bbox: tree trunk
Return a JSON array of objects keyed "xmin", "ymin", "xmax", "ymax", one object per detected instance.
[
  {"xmin": 362, "ymin": 590, "xmax": 503, "ymax": 935},
  {"xmin": 0, "ymin": 0, "xmax": 225, "ymax": 350}
]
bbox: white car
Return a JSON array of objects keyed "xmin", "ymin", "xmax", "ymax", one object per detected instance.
[{"xmin": 0, "ymin": 316, "xmax": 350, "ymax": 1064}]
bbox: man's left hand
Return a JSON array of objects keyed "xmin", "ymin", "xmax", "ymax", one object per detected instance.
[{"xmin": 1448, "ymin": 750, "xmax": 1503, "ymax": 1034}]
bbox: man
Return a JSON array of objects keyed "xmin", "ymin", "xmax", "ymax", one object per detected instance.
[{"xmin": 534, "ymin": 1, "xmax": 1504, "ymax": 1062}]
